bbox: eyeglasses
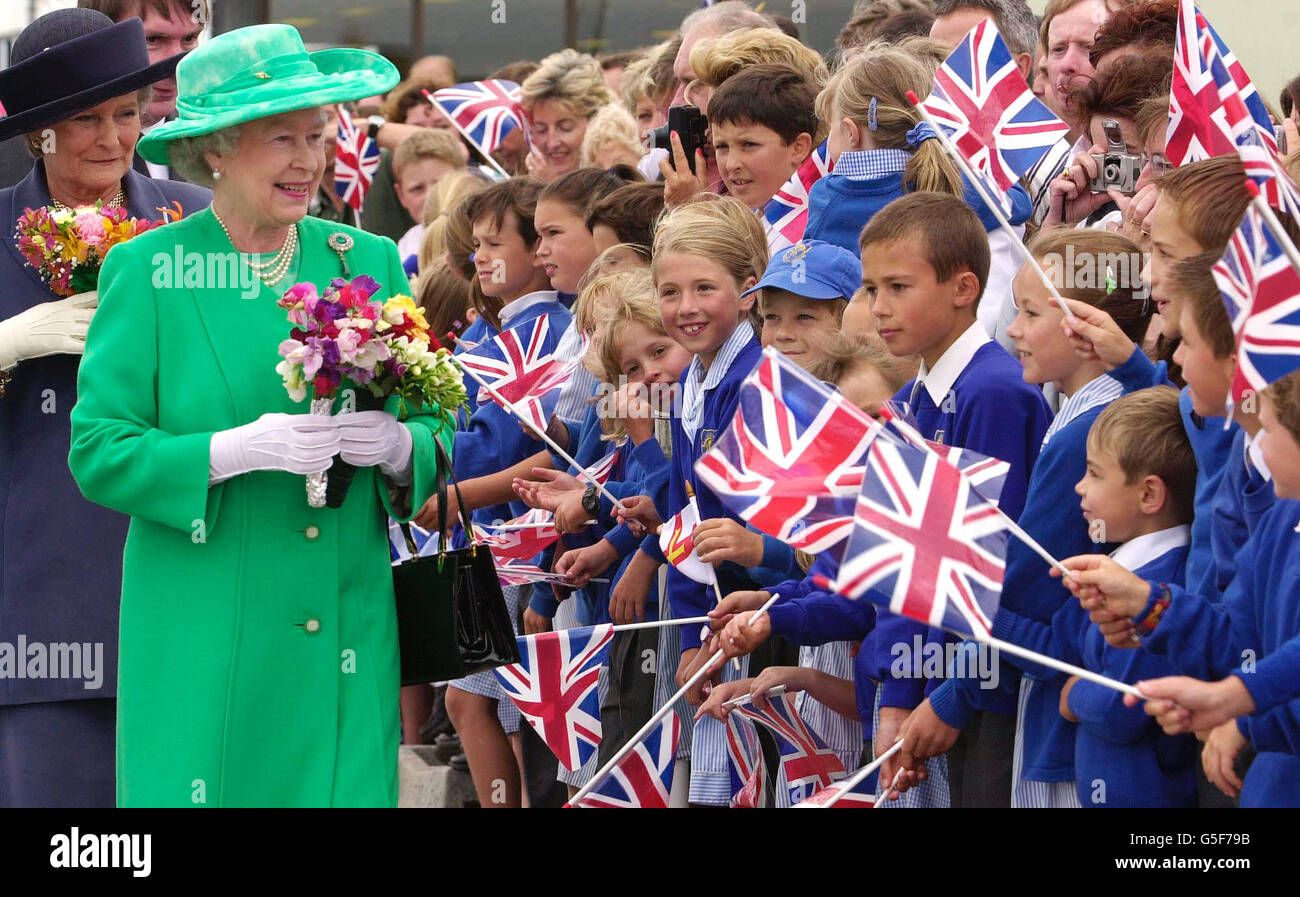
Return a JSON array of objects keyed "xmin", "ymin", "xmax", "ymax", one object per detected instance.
[{"xmin": 1141, "ymin": 152, "xmax": 1174, "ymax": 176}]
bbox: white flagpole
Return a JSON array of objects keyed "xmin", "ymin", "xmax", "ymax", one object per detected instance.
[
  {"xmin": 446, "ymin": 343, "xmax": 627, "ymax": 513},
  {"xmin": 720, "ymin": 683, "xmax": 788, "ymax": 708},
  {"xmin": 610, "ymin": 616, "xmax": 710, "ymax": 634},
  {"xmin": 945, "ymin": 596, "xmax": 1146, "ymax": 700},
  {"xmin": 905, "ymin": 90, "xmax": 1075, "ymax": 319},
  {"xmin": 423, "ymin": 89, "xmax": 511, "ymax": 180},
  {"xmin": 568, "ymin": 592, "xmax": 781, "ymax": 807}
]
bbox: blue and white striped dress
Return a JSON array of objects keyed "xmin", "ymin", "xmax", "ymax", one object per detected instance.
[
  {"xmin": 872, "ymin": 688, "xmax": 950, "ymax": 808},
  {"xmin": 773, "ymin": 642, "xmax": 865, "ymax": 807}
]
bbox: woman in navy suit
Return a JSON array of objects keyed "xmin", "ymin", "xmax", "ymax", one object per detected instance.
[{"xmin": 0, "ymin": 9, "xmax": 210, "ymax": 807}]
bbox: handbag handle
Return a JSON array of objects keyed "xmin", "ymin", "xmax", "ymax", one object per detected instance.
[{"xmin": 432, "ymin": 436, "xmax": 476, "ymax": 551}]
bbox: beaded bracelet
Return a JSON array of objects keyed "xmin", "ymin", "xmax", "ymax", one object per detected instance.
[{"xmin": 1136, "ymin": 583, "xmax": 1172, "ymax": 635}]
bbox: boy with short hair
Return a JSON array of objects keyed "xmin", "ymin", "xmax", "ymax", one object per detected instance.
[
  {"xmin": 706, "ymin": 63, "xmax": 819, "ymax": 213},
  {"xmin": 393, "ymin": 129, "xmax": 466, "ymax": 267},
  {"xmin": 1000, "ymin": 387, "xmax": 1201, "ymax": 807},
  {"xmin": 858, "ymin": 191, "xmax": 1052, "ymax": 806}
]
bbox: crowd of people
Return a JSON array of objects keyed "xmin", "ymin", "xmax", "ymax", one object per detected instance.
[{"xmin": 1, "ymin": 0, "xmax": 1298, "ymax": 809}]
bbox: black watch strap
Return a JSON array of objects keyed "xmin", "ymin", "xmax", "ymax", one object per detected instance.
[{"xmin": 582, "ymin": 483, "xmax": 599, "ymax": 517}]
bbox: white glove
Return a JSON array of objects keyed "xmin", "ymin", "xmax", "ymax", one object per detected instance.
[
  {"xmin": 0, "ymin": 291, "xmax": 98, "ymax": 371},
  {"xmin": 337, "ymin": 409, "xmax": 413, "ymax": 481},
  {"xmin": 209, "ymin": 412, "xmax": 341, "ymax": 485}
]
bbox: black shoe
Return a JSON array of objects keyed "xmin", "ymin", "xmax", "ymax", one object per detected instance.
[
  {"xmin": 448, "ymin": 752, "xmax": 470, "ymax": 774},
  {"xmin": 433, "ymin": 733, "xmax": 462, "ymax": 764},
  {"xmin": 420, "ymin": 686, "xmax": 453, "ymax": 743}
]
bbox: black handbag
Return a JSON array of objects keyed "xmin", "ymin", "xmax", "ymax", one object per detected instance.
[{"xmin": 392, "ymin": 439, "xmax": 520, "ymax": 685}]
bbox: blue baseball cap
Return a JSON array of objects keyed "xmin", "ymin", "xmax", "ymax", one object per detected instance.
[{"xmin": 742, "ymin": 239, "xmax": 862, "ymax": 302}]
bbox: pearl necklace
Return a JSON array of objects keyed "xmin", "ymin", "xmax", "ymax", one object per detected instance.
[
  {"xmin": 212, "ymin": 206, "xmax": 298, "ymax": 288},
  {"xmin": 50, "ymin": 187, "xmax": 125, "ymax": 214}
]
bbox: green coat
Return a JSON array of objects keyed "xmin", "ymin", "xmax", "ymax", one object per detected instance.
[{"xmin": 69, "ymin": 210, "xmax": 451, "ymax": 807}]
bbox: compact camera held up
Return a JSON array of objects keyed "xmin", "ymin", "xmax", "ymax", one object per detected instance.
[{"xmin": 1089, "ymin": 118, "xmax": 1144, "ymax": 196}]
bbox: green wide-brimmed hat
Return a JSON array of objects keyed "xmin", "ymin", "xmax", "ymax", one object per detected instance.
[{"xmin": 138, "ymin": 24, "xmax": 398, "ymax": 165}]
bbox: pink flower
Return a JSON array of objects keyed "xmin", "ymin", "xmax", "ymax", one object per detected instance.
[{"xmin": 75, "ymin": 212, "xmax": 107, "ymax": 249}]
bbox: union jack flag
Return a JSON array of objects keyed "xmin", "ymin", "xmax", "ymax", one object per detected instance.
[
  {"xmin": 457, "ymin": 314, "xmax": 574, "ymax": 432},
  {"xmin": 429, "ymin": 80, "xmax": 526, "ymax": 157},
  {"xmin": 1168, "ymin": 3, "xmax": 1300, "ymax": 216},
  {"xmin": 575, "ymin": 714, "xmax": 680, "ymax": 808},
  {"xmin": 1212, "ymin": 205, "xmax": 1300, "ymax": 411},
  {"xmin": 494, "ymin": 562, "xmax": 573, "ymax": 588},
  {"xmin": 919, "ymin": 20, "xmax": 1068, "ymax": 203},
  {"xmin": 830, "ymin": 432, "xmax": 1010, "ymax": 639},
  {"xmin": 695, "ymin": 349, "xmax": 883, "ymax": 554},
  {"xmin": 879, "ymin": 405, "xmax": 1011, "ymax": 508},
  {"xmin": 795, "ymin": 775, "xmax": 878, "ymax": 808},
  {"xmin": 474, "ymin": 509, "xmax": 559, "ymax": 563},
  {"xmin": 335, "ymin": 106, "xmax": 381, "ymax": 211},
  {"xmin": 763, "ymin": 141, "xmax": 834, "ymax": 252},
  {"xmin": 725, "ymin": 713, "xmax": 766, "ymax": 808},
  {"xmin": 733, "ymin": 692, "xmax": 844, "ymax": 804},
  {"xmin": 578, "ymin": 447, "xmax": 619, "ymax": 487},
  {"xmin": 494, "ymin": 624, "xmax": 613, "ymax": 771}
]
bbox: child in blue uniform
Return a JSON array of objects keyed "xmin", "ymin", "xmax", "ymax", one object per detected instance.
[
  {"xmin": 856, "ymin": 192, "xmax": 1051, "ymax": 807},
  {"xmin": 998, "ymin": 388, "xmax": 1200, "ymax": 806},
  {"xmin": 913, "ymin": 228, "xmax": 1151, "ymax": 807},
  {"xmin": 646, "ymin": 195, "xmax": 770, "ymax": 806},
  {"xmin": 441, "ymin": 177, "xmax": 571, "ymax": 809},
  {"xmin": 1058, "ymin": 370, "xmax": 1300, "ymax": 807}
]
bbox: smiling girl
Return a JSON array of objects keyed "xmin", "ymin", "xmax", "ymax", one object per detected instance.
[{"xmin": 649, "ymin": 194, "xmax": 770, "ymax": 806}]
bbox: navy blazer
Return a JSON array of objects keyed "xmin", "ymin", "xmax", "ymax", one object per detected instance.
[{"xmin": 0, "ymin": 163, "xmax": 210, "ymax": 704}]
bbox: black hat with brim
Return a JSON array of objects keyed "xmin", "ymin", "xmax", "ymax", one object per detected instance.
[{"xmin": 0, "ymin": 13, "xmax": 186, "ymax": 142}]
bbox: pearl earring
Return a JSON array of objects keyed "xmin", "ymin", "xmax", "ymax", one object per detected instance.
[{"xmin": 212, "ymin": 168, "xmax": 222, "ymax": 180}]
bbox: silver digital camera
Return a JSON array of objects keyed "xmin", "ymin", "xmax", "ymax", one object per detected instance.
[{"xmin": 1089, "ymin": 119, "xmax": 1144, "ymax": 196}]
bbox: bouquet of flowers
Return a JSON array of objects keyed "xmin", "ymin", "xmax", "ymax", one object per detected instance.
[
  {"xmin": 15, "ymin": 201, "xmax": 180, "ymax": 296},
  {"xmin": 275, "ymin": 275, "xmax": 466, "ymax": 507}
]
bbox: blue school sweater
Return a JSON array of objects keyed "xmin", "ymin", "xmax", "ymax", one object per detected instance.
[
  {"xmin": 1134, "ymin": 499, "xmax": 1300, "ymax": 807},
  {"xmin": 1107, "ymin": 348, "xmax": 1237, "ymax": 595},
  {"xmin": 1199, "ymin": 428, "xmax": 1276, "ymax": 599},
  {"xmin": 766, "ymin": 548, "xmax": 875, "ymax": 646},
  {"xmin": 872, "ymin": 329, "xmax": 1051, "ymax": 713},
  {"xmin": 1067, "ymin": 534, "xmax": 1197, "ymax": 807},
  {"xmin": 930, "ymin": 396, "xmax": 1118, "ymax": 782},
  {"xmin": 803, "ymin": 170, "xmax": 1033, "ymax": 255},
  {"xmin": 453, "ymin": 296, "xmax": 573, "ymax": 526},
  {"xmin": 662, "ymin": 333, "xmax": 765, "ymax": 650}
]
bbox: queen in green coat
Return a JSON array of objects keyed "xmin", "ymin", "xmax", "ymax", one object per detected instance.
[{"xmin": 67, "ymin": 25, "xmax": 448, "ymax": 807}]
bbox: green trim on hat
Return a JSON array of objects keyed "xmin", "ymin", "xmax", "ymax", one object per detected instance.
[{"xmin": 138, "ymin": 25, "xmax": 398, "ymax": 165}]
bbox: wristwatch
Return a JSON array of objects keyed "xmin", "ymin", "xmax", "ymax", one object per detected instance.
[
  {"xmin": 581, "ymin": 483, "xmax": 600, "ymax": 518},
  {"xmin": 366, "ymin": 114, "xmax": 386, "ymax": 141},
  {"xmin": 0, "ymin": 366, "xmax": 12, "ymax": 398}
]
